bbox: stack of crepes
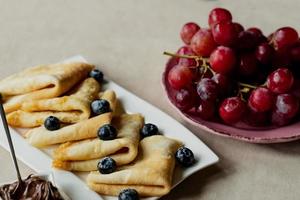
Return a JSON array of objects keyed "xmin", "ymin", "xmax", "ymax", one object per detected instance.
[{"xmin": 0, "ymin": 62, "xmax": 183, "ymax": 197}]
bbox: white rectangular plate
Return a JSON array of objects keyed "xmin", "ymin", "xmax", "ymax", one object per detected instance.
[{"xmin": 0, "ymin": 55, "xmax": 219, "ymax": 200}]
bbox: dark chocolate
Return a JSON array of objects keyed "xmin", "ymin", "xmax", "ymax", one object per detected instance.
[{"xmin": 0, "ymin": 175, "xmax": 64, "ymax": 200}]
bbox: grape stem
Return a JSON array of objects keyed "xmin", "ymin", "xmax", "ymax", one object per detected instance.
[
  {"xmin": 163, "ymin": 51, "xmax": 207, "ymax": 61},
  {"xmin": 239, "ymin": 87, "xmax": 251, "ymax": 93},
  {"xmin": 238, "ymin": 82, "xmax": 257, "ymax": 89},
  {"xmin": 205, "ymin": 63, "xmax": 216, "ymax": 75},
  {"xmin": 163, "ymin": 51, "xmax": 215, "ymax": 77}
]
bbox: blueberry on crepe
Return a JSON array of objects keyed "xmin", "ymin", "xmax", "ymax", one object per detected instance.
[
  {"xmin": 98, "ymin": 124, "xmax": 117, "ymax": 140},
  {"xmin": 140, "ymin": 123, "xmax": 158, "ymax": 138},
  {"xmin": 91, "ymin": 99, "xmax": 111, "ymax": 115},
  {"xmin": 90, "ymin": 69, "xmax": 104, "ymax": 83},
  {"xmin": 98, "ymin": 157, "xmax": 117, "ymax": 174},
  {"xmin": 44, "ymin": 116, "xmax": 60, "ymax": 131},
  {"xmin": 118, "ymin": 188, "xmax": 139, "ymax": 200}
]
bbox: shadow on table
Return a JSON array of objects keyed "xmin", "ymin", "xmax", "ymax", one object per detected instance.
[
  {"xmin": 161, "ymin": 157, "xmax": 231, "ymax": 200},
  {"xmin": 262, "ymin": 139, "xmax": 300, "ymax": 155}
]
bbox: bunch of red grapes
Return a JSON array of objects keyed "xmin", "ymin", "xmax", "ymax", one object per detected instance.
[{"xmin": 166, "ymin": 8, "xmax": 300, "ymax": 127}]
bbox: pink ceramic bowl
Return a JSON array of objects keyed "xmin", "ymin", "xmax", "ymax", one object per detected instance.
[{"xmin": 162, "ymin": 57, "xmax": 300, "ymax": 143}]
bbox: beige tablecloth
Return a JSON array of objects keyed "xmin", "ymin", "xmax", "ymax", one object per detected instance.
[{"xmin": 0, "ymin": 0, "xmax": 300, "ymax": 199}]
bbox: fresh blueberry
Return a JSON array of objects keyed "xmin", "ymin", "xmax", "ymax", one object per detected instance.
[
  {"xmin": 91, "ymin": 99, "xmax": 111, "ymax": 115},
  {"xmin": 175, "ymin": 147, "xmax": 195, "ymax": 167},
  {"xmin": 118, "ymin": 188, "xmax": 139, "ymax": 200},
  {"xmin": 44, "ymin": 116, "xmax": 60, "ymax": 131},
  {"xmin": 140, "ymin": 123, "xmax": 158, "ymax": 138},
  {"xmin": 97, "ymin": 157, "xmax": 117, "ymax": 174},
  {"xmin": 89, "ymin": 69, "xmax": 104, "ymax": 83},
  {"xmin": 97, "ymin": 124, "xmax": 117, "ymax": 140}
]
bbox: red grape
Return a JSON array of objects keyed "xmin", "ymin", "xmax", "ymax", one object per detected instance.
[
  {"xmin": 168, "ymin": 64, "xmax": 194, "ymax": 89},
  {"xmin": 219, "ymin": 97, "xmax": 246, "ymax": 124},
  {"xmin": 177, "ymin": 46, "xmax": 195, "ymax": 55},
  {"xmin": 179, "ymin": 59, "xmax": 198, "ymax": 70},
  {"xmin": 290, "ymin": 45, "xmax": 300, "ymax": 63},
  {"xmin": 174, "ymin": 88, "xmax": 197, "ymax": 111},
  {"xmin": 247, "ymin": 27, "xmax": 266, "ymax": 43},
  {"xmin": 236, "ymin": 31, "xmax": 258, "ymax": 50},
  {"xmin": 190, "ymin": 29, "xmax": 217, "ymax": 57},
  {"xmin": 274, "ymin": 94, "xmax": 299, "ymax": 118},
  {"xmin": 238, "ymin": 53, "xmax": 258, "ymax": 77},
  {"xmin": 272, "ymin": 48, "xmax": 291, "ymax": 67},
  {"xmin": 180, "ymin": 22, "xmax": 200, "ymax": 45},
  {"xmin": 208, "ymin": 8, "xmax": 232, "ymax": 28},
  {"xmin": 245, "ymin": 110, "xmax": 269, "ymax": 126},
  {"xmin": 177, "ymin": 46, "xmax": 197, "ymax": 67},
  {"xmin": 255, "ymin": 42, "xmax": 274, "ymax": 64},
  {"xmin": 272, "ymin": 94, "xmax": 299, "ymax": 125},
  {"xmin": 247, "ymin": 27, "xmax": 268, "ymax": 43},
  {"xmin": 212, "ymin": 73, "xmax": 232, "ymax": 96},
  {"xmin": 273, "ymin": 27, "xmax": 298, "ymax": 49},
  {"xmin": 267, "ymin": 68, "xmax": 294, "ymax": 94},
  {"xmin": 233, "ymin": 22, "xmax": 244, "ymax": 34},
  {"xmin": 197, "ymin": 100, "xmax": 215, "ymax": 120},
  {"xmin": 212, "ymin": 21, "xmax": 238, "ymax": 46},
  {"xmin": 210, "ymin": 46, "xmax": 236, "ymax": 75},
  {"xmin": 271, "ymin": 110, "xmax": 291, "ymax": 126},
  {"xmin": 291, "ymin": 79, "xmax": 300, "ymax": 99},
  {"xmin": 248, "ymin": 87, "xmax": 274, "ymax": 112},
  {"xmin": 196, "ymin": 78, "xmax": 219, "ymax": 101},
  {"xmin": 247, "ymin": 27, "xmax": 263, "ymax": 36}
]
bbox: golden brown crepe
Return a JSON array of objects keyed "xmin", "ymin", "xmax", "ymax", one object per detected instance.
[
  {"xmin": 52, "ymin": 113, "xmax": 144, "ymax": 171},
  {"xmin": 6, "ymin": 78, "xmax": 100, "ymax": 128},
  {"xmin": 25, "ymin": 112, "xmax": 112, "ymax": 147},
  {"xmin": 25, "ymin": 90, "xmax": 117, "ymax": 147},
  {"xmin": 86, "ymin": 135, "xmax": 182, "ymax": 197},
  {"xmin": 0, "ymin": 62, "xmax": 94, "ymax": 113}
]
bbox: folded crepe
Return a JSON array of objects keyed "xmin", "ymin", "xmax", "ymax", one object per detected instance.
[
  {"xmin": 86, "ymin": 135, "xmax": 182, "ymax": 197},
  {"xmin": 0, "ymin": 62, "xmax": 94, "ymax": 113},
  {"xmin": 6, "ymin": 78, "xmax": 101, "ymax": 128},
  {"xmin": 52, "ymin": 113, "xmax": 144, "ymax": 171},
  {"xmin": 25, "ymin": 90, "xmax": 117, "ymax": 147}
]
